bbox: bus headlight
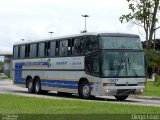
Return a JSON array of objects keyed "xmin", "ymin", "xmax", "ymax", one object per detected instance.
[
  {"xmin": 106, "ymin": 89, "xmax": 110, "ymax": 93},
  {"xmin": 103, "ymin": 83, "xmax": 115, "ymax": 86},
  {"xmin": 138, "ymin": 82, "xmax": 145, "ymax": 86},
  {"xmin": 141, "ymin": 89, "xmax": 144, "ymax": 93}
]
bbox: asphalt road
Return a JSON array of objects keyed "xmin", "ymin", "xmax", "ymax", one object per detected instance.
[{"xmin": 0, "ymin": 79, "xmax": 160, "ymax": 107}]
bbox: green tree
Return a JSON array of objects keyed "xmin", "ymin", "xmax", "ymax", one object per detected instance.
[
  {"xmin": 0, "ymin": 61, "xmax": 4, "ymax": 67},
  {"xmin": 119, "ymin": 0, "xmax": 160, "ymax": 49},
  {"xmin": 144, "ymin": 49, "xmax": 160, "ymax": 71}
]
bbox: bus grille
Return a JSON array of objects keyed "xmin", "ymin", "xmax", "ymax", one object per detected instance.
[
  {"xmin": 116, "ymin": 89, "xmax": 136, "ymax": 95},
  {"xmin": 116, "ymin": 84, "xmax": 137, "ymax": 86}
]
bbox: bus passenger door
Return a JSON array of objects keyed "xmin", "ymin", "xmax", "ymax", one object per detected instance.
[{"xmin": 85, "ymin": 53, "xmax": 101, "ymax": 96}]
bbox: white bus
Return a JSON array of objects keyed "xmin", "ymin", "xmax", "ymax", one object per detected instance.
[{"xmin": 13, "ymin": 33, "xmax": 145, "ymax": 101}]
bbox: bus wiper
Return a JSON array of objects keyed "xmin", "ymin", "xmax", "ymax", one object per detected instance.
[
  {"xmin": 116, "ymin": 58, "xmax": 124, "ymax": 76},
  {"xmin": 128, "ymin": 58, "xmax": 138, "ymax": 77}
]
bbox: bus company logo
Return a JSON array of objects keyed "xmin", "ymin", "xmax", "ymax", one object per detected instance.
[
  {"xmin": 47, "ymin": 59, "xmax": 51, "ymax": 67},
  {"xmin": 108, "ymin": 79, "xmax": 118, "ymax": 83}
]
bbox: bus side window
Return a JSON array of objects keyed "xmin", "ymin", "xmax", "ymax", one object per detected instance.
[
  {"xmin": 71, "ymin": 39, "xmax": 74, "ymax": 55},
  {"xmin": 50, "ymin": 41, "xmax": 56, "ymax": 57},
  {"xmin": 13, "ymin": 46, "xmax": 19, "ymax": 59},
  {"xmin": 18, "ymin": 46, "xmax": 20, "ymax": 58},
  {"xmin": 45, "ymin": 42, "xmax": 50, "ymax": 57},
  {"xmin": 25, "ymin": 44, "xmax": 30, "ymax": 58},
  {"xmin": 85, "ymin": 54, "xmax": 99, "ymax": 76},
  {"xmin": 72, "ymin": 38, "xmax": 83, "ymax": 55},
  {"xmin": 31, "ymin": 44, "xmax": 37, "ymax": 58},
  {"xmin": 91, "ymin": 37, "xmax": 98, "ymax": 51},
  {"xmin": 59, "ymin": 40, "xmax": 68, "ymax": 56},
  {"xmin": 84, "ymin": 36, "xmax": 98, "ymax": 54},
  {"xmin": 20, "ymin": 45, "xmax": 25, "ymax": 59},
  {"xmin": 68, "ymin": 39, "xmax": 72, "ymax": 55},
  {"xmin": 38, "ymin": 43, "xmax": 45, "ymax": 57},
  {"xmin": 36, "ymin": 43, "xmax": 39, "ymax": 57},
  {"xmin": 55, "ymin": 41, "xmax": 59, "ymax": 56}
]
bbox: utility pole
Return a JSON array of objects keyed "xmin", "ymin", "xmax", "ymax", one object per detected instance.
[
  {"xmin": 81, "ymin": 14, "xmax": 89, "ymax": 33},
  {"xmin": 48, "ymin": 32, "xmax": 54, "ymax": 37}
]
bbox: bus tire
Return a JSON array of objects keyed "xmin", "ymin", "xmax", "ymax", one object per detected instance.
[
  {"xmin": 28, "ymin": 78, "xmax": 34, "ymax": 93},
  {"xmin": 115, "ymin": 95, "xmax": 128, "ymax": 101},
  {"xmin": 34, "ymin": 79, "xmax": 41, "ymax": 94},
  {"xmin": 78, "ymin": 81, "xmax": 91, "ymax": 99}
]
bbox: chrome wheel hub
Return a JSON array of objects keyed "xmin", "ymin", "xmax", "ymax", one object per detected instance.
[
  {"xmin": 28, "ymin": 81, "xmax": 32, "ymax": 90},
  {"xmin": 36, "ymin": 82, "xmax": 40, "ymax": 92},
  {"xmin": 83, "ymin": 84, "xmax": 90, "ymax": 96}
]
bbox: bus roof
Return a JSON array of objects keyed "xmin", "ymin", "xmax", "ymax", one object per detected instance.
[{"xmin": 13, "ymin": 32, "xmax": 139, "ymax": 45}]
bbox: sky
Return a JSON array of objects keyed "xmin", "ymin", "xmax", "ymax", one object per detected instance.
[{"xmin": 0, "ymin": 0, "xmax": 160, "ymax": 54}]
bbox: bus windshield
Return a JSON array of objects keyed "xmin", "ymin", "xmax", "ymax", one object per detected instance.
[
  {"xmin": 100, "ymin": 37, "xmax": 143, "ymax": 49},
  {"xmin": 102, "ymin": 51, "xmax": 145, "ymax": 77}
]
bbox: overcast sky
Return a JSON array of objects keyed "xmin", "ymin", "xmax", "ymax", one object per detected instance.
[{"xmin": 0, "ymin": 0, "xmax": 160, "ymax": 53}]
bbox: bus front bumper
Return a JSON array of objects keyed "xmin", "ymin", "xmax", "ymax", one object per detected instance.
[{"xmin": 101, "ymin": 86, "xmax": 145, "ymax": 96}]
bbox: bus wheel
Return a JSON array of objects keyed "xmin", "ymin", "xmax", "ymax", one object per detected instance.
[
  {"xmin": 28, "ymin": 79, "xmax": 34, "ymax": 93},
  {"xmin": 34, "ymin": 79, "xmax": 41, "ymax": 94},
  {"xmin": 79, "ymin": 81, "xmax": 90, "ymax": 99},
  {"xmin": 115, "ymin": 95, "xmax": 128, "ymax": 101}
]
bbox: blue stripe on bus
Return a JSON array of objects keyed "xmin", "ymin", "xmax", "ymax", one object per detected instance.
[
  {"xmin": 41, "ymin": 80, "xmax": 78, "ymax": 84},
  {"xmin": 15, "ymin": 78, "xmax": 93, "ymax": 90},
  {"xmin": 14, "ymin": 62, "xmax": 93, "ymax": 90},
  {"xmin": 47, "ymin": 83, "xmax": 78, "ymax": 89},
  {"xmin": 41, "ymin": 79, "xmax": 78, "ymax": 89}
]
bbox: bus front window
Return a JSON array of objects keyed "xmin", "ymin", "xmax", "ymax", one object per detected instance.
[
  {"xmin": 102, "ymin": 51, "xmax": 145, "ymax": 77},
  {"xmin": 100, "ymin": 37, "xmax": 142, "ymax": 49}
]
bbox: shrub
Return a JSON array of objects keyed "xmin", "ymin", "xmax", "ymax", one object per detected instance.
[{"xmin": 154, "ymin": 73, "xmax": 160, "ymax": 87}]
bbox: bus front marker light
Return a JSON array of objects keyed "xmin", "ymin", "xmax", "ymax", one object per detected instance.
[
  {"xmin": 103, "ymin": 83, "xmax": 108, "ymax": 86},
  {"xmin": 103, "ymin": 83, "xmax": 115, "ymax": 86},
  {"xmin": 106, "ymin": 89, "xmax": 110, "ymax": 93},
  {"xmin": 108, "ymin": 83, "xmax": 115, "ymax": 86}
]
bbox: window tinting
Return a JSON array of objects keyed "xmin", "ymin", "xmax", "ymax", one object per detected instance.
[
  {"xmin": 84, "ymin": 37, "xmax": 98, "ymax": 53},
  {"xmin": 59, "ymin": 40, "xmax": 68, "ymax": 56},
  {"xmin": 102, "ymin": 51, "xmax": 145, "ymax": 77},
  {"xmin": 38, "ymin": 43, "xmax": 45, "ymax": 57},
  {"xmin": 45, "ymin": 42, "xmax": 50, "ymax": 56},
  {"xmin": 13, "ymin": 46, "xmax": 19, "ymax": 59},
  {"xmin": 20, "ymin": 45, "xmax": 25, "ymax": 59},
  {"xmin": 85, "ymin": 53, "xmax": 100, "ymax": 76},
  {"xmin": 55, "ymin": 41, "xmax": 59, "ymax": 56},
  {"xmin": 72, "ymin": 36, "xmax": 98, "ymax": 55},
  {"xmin": 100, "ymin": 37, "xmax": 142, "ymax": 49},
  {"xmin": 25, "ymin": 44, "xmax": 30, "ymax": 58},
  {"xmin": 14, "ymin": 35, "xmax": 98, "ymax": 59},
  {"xmin": 68, "ymin": 39, "xmax": 72, "ymax": 55},
  {"xmin": 31, "ymin": 44, "xmax": 37, "ymax": 58},
  {"xmin": 72, "ymin": 38, "xmax": 84, "ymax": 55},
  {"xmin": 48, "ymin": 42, "xmax": 56, "ymax": 57}
]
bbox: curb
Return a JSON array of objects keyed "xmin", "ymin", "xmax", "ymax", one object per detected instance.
[{"xmin": 130, "ymin": 95, "xmax": 160, "ymax": 100}]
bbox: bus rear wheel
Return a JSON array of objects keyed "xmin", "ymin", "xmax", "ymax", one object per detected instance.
[
  {"xmin": 34, "ymin": 79, "xmax": 41, "ymax": 94},
  {"xmin": 115, "ymin": 95, "xmax": 128, "ymax": 101},
  {"xmin": 28, "ymin": 79, "xmax": 34, "ymax": 93},
  {"xmin": 79, "ymin": 81, "xmax": 91, "ymax": 99}
]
